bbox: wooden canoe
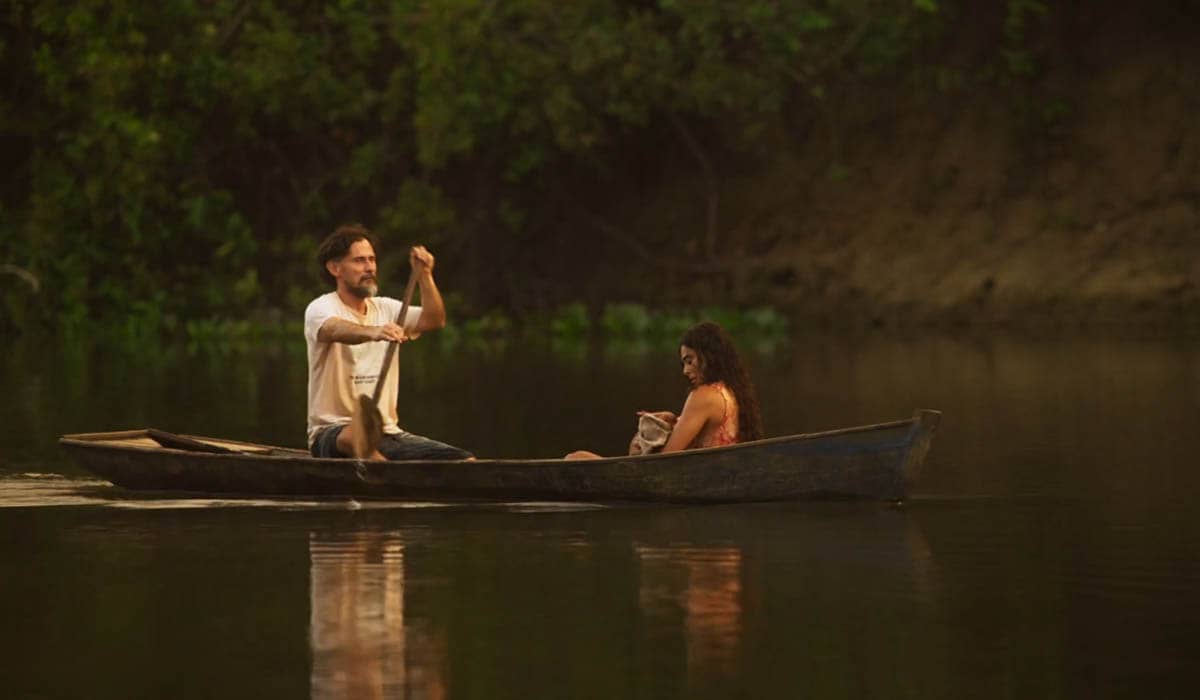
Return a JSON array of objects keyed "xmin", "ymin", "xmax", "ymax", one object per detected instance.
[{"xmin": 58, "ymin": 410, "xmax": 940, "ymax": 503}]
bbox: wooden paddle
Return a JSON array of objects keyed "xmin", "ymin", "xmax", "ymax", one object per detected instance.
[{"xmin": 347, "ymin": 250, "xmax": 420, "ymax": 459}]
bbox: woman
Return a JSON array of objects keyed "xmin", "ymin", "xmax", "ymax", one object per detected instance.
[{"xmin": 565, "ymin": 321, "xmax": 763, "ymax": 459}]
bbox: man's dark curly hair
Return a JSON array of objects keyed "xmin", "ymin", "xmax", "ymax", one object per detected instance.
[
  {"xmin": 316, "ymin": 223, "xmax": 375, "ymax": 286},
  {"xmin": 680, "ymin": 321, "xmax": 764, "ymax": 441}
]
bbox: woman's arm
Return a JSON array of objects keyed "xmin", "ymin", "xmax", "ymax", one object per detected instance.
[
  {"xmin": 567, "ymin": 388, "xmax": 718, "ymax": 460},
  {"xmin": 661, "ymin": 387, "xmax": 720, "ymax": 453}
]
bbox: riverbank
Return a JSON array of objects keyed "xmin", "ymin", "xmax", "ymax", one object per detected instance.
[{"xmin": 615, "ymin": 2, "xmax": 1198, "ymax": 330}]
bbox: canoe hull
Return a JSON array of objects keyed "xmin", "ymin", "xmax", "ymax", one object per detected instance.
[{"xmin": 59, "ymin": 410, "xmax": 940, "ymax": 503}]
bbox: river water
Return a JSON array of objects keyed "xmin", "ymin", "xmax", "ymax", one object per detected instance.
[{"xmin": 1, "ymin": 329, "xmax": 1198, "ymax": 698}]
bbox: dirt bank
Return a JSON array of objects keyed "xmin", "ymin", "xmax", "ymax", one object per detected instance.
[{"xmin": 624, "ymin": 4, "xmax": 1199, "ymax": 328}]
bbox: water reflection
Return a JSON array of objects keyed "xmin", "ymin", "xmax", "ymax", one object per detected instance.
[
  {"xmin": 301, "ymin": 507, "xmax": 943, "ymax": 698},
  {"xmin": 307, "ymin": 527, "xmax": 754, "ymax": 698},
  {"xmin": 636, "ymin": 544, "xmax": 743, "ymax": 684},
  {"xmin": 309, "ymin": 531, "xmax": 446, "ymax": 700}
]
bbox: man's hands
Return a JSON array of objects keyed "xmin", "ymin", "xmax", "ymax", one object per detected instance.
[
  {"xmin": 371, "ymin": 322, "xmax": 409, "ymax": 343},
  {"xmin": 367, "ymin": 242, "xmax": 437, "ymax": 343},
  {"xmin": 410, "ymin": 245, "xmax": 435, "ymax": 276}
]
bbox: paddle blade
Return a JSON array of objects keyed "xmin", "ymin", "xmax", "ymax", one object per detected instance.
[{"xmin": 349, "ymin": 394, "xmax": 384, "ymax": 459}]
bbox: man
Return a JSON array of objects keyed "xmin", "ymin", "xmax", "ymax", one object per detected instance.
[{"xmin": 305, "ymin": 223, "xmax": 472, "ymax": 461}]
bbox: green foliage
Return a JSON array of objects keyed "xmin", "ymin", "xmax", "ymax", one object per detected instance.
[
  {"xmin": 599, "ymin": 303, "xmax": 789, "ymax": 342},
  {"xmin": 1003, "ymin": 0, "xmax": 1048, "ymax": 77},
  {"xmin": 461, "ymin": 310, "xmax": 514, "ymax": 337},
  {"xmin": 547, "ymin": 302, "xmax": 590, "ymax": 339},
  {"xmin": 600, "ymin": 302, "xmax": 654, "ymax": 337},
  {"xmin": 2, "ymin": 0, "xmax": 951, "ymax": 333},
  {"xmin": 378, "ymin": 179, "xmax": 458, "ymax": 250}
]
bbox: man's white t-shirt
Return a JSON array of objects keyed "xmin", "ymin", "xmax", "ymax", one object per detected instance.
[{"xmin": 304, "ymin": 292, "xmax": 423, "ymax": 446}]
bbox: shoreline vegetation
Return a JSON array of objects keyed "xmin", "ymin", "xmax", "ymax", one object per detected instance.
[
  {"xmin": 27, "ymin": 302, "xmax": 792, "ymax": 350},
  {"xmin": 2, "ymin": 2, "xmax": 1197, "ymax": 335},
  {"xmin": 4, "ymin": 299, "xmax": 1194, "ymax": 361}
]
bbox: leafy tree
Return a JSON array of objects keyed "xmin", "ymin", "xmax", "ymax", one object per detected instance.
[{"xmin": 2, "ymin": 0, "xmax": 955, "ymax": 331}]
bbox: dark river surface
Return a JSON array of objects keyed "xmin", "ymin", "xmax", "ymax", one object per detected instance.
[{"xmin": 2, "ymin": 329, "xmax": 1198, "ymax": 698}]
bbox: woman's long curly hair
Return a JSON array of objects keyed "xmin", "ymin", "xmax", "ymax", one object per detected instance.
[{"xmin": 680, "ymin": 321, "xmax": 764, "ymax": 441}]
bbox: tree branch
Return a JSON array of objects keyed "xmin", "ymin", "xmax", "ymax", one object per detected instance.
[
  {"xmin": 0, "ymin": 264, "xmax": 40, "ymax": 293},
  {"xmin": 218, "ymin": 0, "xmax": 253, "ymax": 54}
]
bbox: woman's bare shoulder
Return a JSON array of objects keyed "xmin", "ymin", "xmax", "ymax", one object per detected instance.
[
  {"xmin": 686, "ymin": 384, "xmax": 725, "ymax": 409},
  {"xmin": 693, "ymin": 382, "xmax": 727, "ymax": 396}
]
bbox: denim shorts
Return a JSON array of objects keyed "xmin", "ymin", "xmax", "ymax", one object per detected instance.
[{"xmin": 310, "ymin": 424, "xmax": 472, "ymax": 461}]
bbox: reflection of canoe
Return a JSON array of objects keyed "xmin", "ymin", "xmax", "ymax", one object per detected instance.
[{"xmin": 59, "ymin": 410, "xmax": 940, "ymax": 503}]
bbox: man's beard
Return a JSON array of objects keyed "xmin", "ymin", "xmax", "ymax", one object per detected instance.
[{"xmin": 347, "ymin": 278, "xmax": 378, "ymax": 298}]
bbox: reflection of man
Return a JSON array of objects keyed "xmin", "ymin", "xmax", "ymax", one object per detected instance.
[
  {"xmin": 309, "ymin": 532, "xmax": 449, "ymax": 700},
  {"xmin": 305, "ymin": 223, "xmax": 471, "ymax": 461}
]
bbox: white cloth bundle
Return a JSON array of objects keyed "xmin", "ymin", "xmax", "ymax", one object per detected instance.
[{"xmin": 629, "ymin": 413, "xmax": 673, "ymax": 455}]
